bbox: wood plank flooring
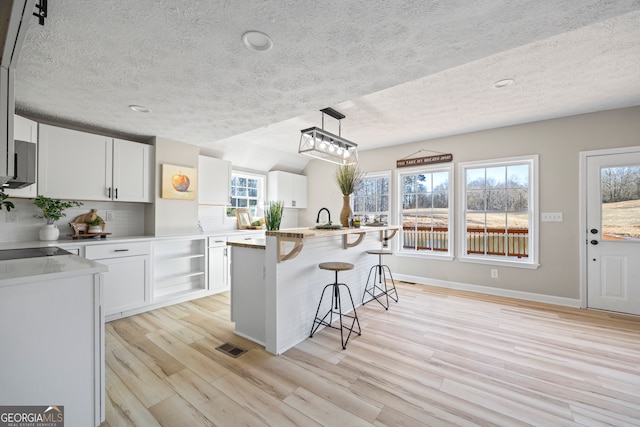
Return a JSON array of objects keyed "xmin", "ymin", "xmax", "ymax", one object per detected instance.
[{"xmin": 101, "ymin": 282, "xmax": 640, "ymax": 426}]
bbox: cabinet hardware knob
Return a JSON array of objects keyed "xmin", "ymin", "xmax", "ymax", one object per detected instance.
[
  {"xmin": 590, "ymin": 240, "xmax": 598, "ymax": 245},
  {"xmin": 590, "ymin": 228, "xmax": 598, "ymax": 234},
  {"xmin": 114, "ymin": 249, "xmax": 129, "ymax": 252}
]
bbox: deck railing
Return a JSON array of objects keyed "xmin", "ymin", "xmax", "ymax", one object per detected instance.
[{"xmin": 402, "ymin": 227, "xmax": 529, "ymax": 258}]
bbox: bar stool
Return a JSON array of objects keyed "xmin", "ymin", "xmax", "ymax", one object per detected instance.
[
  {"xmin": 309, "ymin": 262, "xmax": 362, "ymax": 349},
  {"xmin": 362, "ymin": 250, "xmax": 399, "ymax": 310}
]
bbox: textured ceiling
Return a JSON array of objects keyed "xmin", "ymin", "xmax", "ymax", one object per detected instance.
[{"xmin": 14, "ymin": 0, "xmax": 640, "ymax": 172}]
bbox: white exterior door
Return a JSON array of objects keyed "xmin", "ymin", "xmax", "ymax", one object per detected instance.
[{"xmin": 586, "ymin": 150, "xmax": 640, "ymax": 315}]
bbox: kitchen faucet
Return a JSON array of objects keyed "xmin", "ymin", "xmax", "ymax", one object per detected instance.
[{"xmin": 316, "ymin": 208, "xmax": 331, "ymax": 224}]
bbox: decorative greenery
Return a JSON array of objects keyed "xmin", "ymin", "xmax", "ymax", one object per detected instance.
[
  {"xmin": 264, "ymin": 200, "xmax": 284, "ymax": 231},
  {"xmin": 334, "ymin": 164, "xmax": 365, "ymax": 196},
  {"xmin": 0, "ymin": 190, "xmax": 14, "ymax": 212},
  {"xmin": 33, "ymin": 195, "xmax": 83, "ymax": 224},
  {"xmin": 88, "ymin": 217, "xmax": 102, "ymax": 226}
]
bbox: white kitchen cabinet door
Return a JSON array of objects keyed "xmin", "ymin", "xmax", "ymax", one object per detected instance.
[
  {"xmin": 113, "ymin": 138, "xmax": 153, "ymax": 202},
  {"xmin": 268, "ymin": 170, "xmax": 307, "ymax": 208},
  {"xmin": 85, "ymin": 242, "xmax": 152, "ymax": 319},
  {"xmin": 291, "ymin": 172, "xmax": 308, "ymax": 208},
  {"xmin": 99, "ymin": 255, "xmax": 151, "ymax": 317},
  {"xmin": 5, "ymin": 115, "xmax": 38, "ymax": 198},
  {"xmin": 198, "ymin": 155, "xmax": 231, "ymax": 205},
  {"xmin": 208, "ymin": 245, "xmax": 229, "ymax": 294},
  {"xmin": 38, "ymin": 124, "xmax": 113, "ymax": 200}
]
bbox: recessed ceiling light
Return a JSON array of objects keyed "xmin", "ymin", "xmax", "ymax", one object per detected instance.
[
  {"xmin": 129, "ymin": 104, "xmax": 151, "ymax": 113},
  {"xmin": 493, "ymin": 79, "xmax": 514, "ymax": 89},
  {"xmin": 242, "ymin": 31, "xmax": 273, "ymax": 52}
]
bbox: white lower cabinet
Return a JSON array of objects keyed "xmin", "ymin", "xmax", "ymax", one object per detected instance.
[
  {"xmin": 85, "ymin": 242, "xmax": 151, "ymax": 320},
  {"xmin": 208, "ymin": 236, "xmax": 229, "ymax": 294}
]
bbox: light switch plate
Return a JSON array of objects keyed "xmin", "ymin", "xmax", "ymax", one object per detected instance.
[{"xmin": 541, "ymin": 212, "xmax": 563, "ymax": 222}]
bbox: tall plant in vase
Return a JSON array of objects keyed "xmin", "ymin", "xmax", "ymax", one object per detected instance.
[
  {"xmin": 33, "ymin": 195, "xmax": 83, "ymax": 241},
  {"xmin": 334, "ymin": 164, "xmax": 364, "ymax": 227}
]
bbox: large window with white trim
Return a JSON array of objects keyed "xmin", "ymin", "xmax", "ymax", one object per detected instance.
[
  {"xmin": 398, "ymin": 165, "xmax": 453, "ymax": 257},
  {"xmin": 459, "ymin": 155, "xmax": 538, "ymax": 267},
  {"xmin": 352, "ymin": 172, "xmax": 390, "ymax": 224},
  {"xmin": 227, "ymin": 172, "xmax": 265, "ymax": 218}
]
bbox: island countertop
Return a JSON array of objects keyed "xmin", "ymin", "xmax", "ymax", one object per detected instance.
[{"xmin": 266, "ymin": 225, "xmax": 399, "ymax": 239}]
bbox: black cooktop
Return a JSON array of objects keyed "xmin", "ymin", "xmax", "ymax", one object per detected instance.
[{"xmin": 0, "ymin": 247, "xmax": 73, "ymax": 261}]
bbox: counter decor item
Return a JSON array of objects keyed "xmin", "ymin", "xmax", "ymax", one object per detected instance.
[
  {"xmin": 0, "ymin": 190, "xmax": 14, "ymax": 212},
  {"xmin": 68, "ymin": 209, "xmax": 111, "ymax": 239},
  {"xmin": 33, "ymin": 195, "xmax": 83, "ymax": 241},
  {"xmin": 334, "ymin": 164, "xmax": 364, "ymax": 227},
  {"xmin": 265, "ymin": 200, "xmax": 284, "ymax": 231}
]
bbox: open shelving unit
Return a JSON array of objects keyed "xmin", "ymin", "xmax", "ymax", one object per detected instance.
[{"xmin": 153, "ymin": 237, "xmax": 207, "ymax": 301}]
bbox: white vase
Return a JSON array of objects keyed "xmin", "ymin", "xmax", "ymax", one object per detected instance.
[{"xmin": 39, "ymin": 224, "xmax": 60, "ymax": 241}]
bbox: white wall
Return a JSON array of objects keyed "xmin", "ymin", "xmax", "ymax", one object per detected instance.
[{"xmin": 302, "ymin": 106, "xmax": 640, "ymax": 301}]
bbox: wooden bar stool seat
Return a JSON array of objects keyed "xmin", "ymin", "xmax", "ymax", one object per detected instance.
[
  {"xmin": 309, "ymin": 262, "xmax": 361, "ymax": 349},
  {"xmin": 362, "ymin": 249, "xmax": 399, "ymax": 310}
]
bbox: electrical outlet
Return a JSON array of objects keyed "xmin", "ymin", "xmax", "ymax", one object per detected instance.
[
  {"xmin": 491, "ymin": 269, "xmax": 498, "ymax": 279},
  {"xmin": 6, "ymin": 210, "xmax": 18, "ymax": 223},
  {"xmin": 106, "ymin": 211, "xmax": 115, "ymax": 221}
]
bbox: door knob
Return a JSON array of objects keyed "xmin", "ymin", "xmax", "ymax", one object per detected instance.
[
  {"xmin": 590, "ymin": 229, "xmax": 598, "ymax": 234},
  {"xmin": 590, "ymin": 240, "xmax": 598, "ymax": 245}
]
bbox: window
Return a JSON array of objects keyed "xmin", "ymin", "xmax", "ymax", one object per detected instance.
[
  {"xmin": 459, "ymin": 155, "xmax": 538, "ymax": 268},
  {"xmin": 353, "ymin": 172, "xmax": 390, "ymax": 224},
  {"xmin": 227, "ymin": 172, "xmax": 265, "ymax": 217},
  {"xmin": 397, "ymin": 165, "xmax": 453, "ymax": 258}
]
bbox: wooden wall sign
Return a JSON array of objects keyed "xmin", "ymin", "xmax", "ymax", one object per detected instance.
[{"xmin": 396, "ymin": 153, "xmax": 453, "ymax": 168}]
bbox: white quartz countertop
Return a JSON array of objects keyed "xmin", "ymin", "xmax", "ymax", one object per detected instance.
[{"xmin": 0, "ymin": 255, "xmax": 108, "ymax": 287}]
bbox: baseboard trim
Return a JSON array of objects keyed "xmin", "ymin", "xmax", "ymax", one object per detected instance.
[{"xmin": 394, "ymin": 273, "xmax": 581, "ymax": 308}]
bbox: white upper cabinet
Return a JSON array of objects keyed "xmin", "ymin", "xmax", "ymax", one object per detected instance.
[
  {"xmin": 6, "ymin": 115, "xmax": 38, "ymax": 198},
  {"xmin": 38, "ymin": 124, "xmax": 153, "ymax": 202},
  {"xmin": 112, "ymin": 138, "xmax": 153, "ymax": 202},
  {"xmin": 198, "ymin": 155, "xmax": 231, "ymax": 205},
  {"xmin": 268, "ymin": 170, "xmax": 307, "ymax": 209}
]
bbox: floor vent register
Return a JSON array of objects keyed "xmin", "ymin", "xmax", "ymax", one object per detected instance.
[{"xmin": 215, "ymin": 343, "xmax": 247, "ymax": 358}]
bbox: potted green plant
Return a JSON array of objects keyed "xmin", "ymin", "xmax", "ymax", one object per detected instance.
[
  {"xmin": 264, "ymin": 200, "xmax": 284, "ymax": 231},
  {"xmin": 334, "ymin": 164, "xmax": 364, "ymax": 227},
  {"xmin": 87, "ymin": 217, "xmax": 103, "ymax": 234},
  {"xmin": 0, "ymin": 190, "xmax": 14, "ymax": 212},
  {"xmin": 33, "ymin": 195, "xmax": 83, "ymax": 241}
]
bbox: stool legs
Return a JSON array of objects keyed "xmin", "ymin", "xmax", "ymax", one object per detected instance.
[
  {"xmin": 362, "ymin": 253, "xmax": 399, "ymax": 310},
  {"xmin": 310, "ymin": 271, "xmax": 362, "ymax": 349}
]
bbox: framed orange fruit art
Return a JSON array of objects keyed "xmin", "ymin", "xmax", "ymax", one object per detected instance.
[{"xmin": 162, "ymin": 164, "xmax": 198, "ymax": 200}]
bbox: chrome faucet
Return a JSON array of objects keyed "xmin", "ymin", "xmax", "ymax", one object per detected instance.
[{"xmin": 316, "ymin": 208, "xmax": 331, "ymax": 224}]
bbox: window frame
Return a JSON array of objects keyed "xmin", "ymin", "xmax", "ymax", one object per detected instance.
[
  {"xmin": 352, "ymin": 171, "xmax": 391, "ymax": 224},
  {"xmin": 396, "ymin": 164, "xmax": 454, "ymax": 260},
  {"xmin": 457, "ymin": 155, "xmax": 539, "ymax": 269},
  {"xmin": 226, "ymin": 170, "xmax": 266, "ymax": 219}
]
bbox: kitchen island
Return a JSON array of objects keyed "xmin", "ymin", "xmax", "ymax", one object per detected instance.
[
  {"xmin": 0, "ymin": 253, "xmax": 108, "ymax": 426},
  {"xmin": 228, "ymin": 225, "xmax": 398, "ymax": 354}
]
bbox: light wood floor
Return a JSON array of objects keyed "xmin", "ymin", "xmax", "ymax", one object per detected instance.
[{"xmin": 101, "ymin": 282, "xmax": 640, "ymax": 426}]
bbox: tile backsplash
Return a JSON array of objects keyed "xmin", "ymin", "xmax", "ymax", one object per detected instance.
[{"xmin": 0, "ymin": 198, "xmax": 146, "ymax": 243}]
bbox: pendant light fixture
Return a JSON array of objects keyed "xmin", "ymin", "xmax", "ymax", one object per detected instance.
[{"xmin": 298, "ymin": 108, "xmax": 358, "ymax": 165}]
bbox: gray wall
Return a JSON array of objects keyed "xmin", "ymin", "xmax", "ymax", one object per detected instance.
[
  {"xmin": 301, "ymin": 106, "xmax": 640, "ymax": 301},
  {"xmin": 146, "ymin": 136, "xmax": 200, "ymax": 236}
]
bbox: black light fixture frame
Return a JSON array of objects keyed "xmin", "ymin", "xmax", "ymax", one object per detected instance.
[{"xmin": 33, "ymin": 0, "xmax": 47, "ymax": 26}]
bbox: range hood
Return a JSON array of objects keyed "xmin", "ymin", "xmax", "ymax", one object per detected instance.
[{"xmin": 0, "ymin": 0, "xmax": 36, "ymax": 187}]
